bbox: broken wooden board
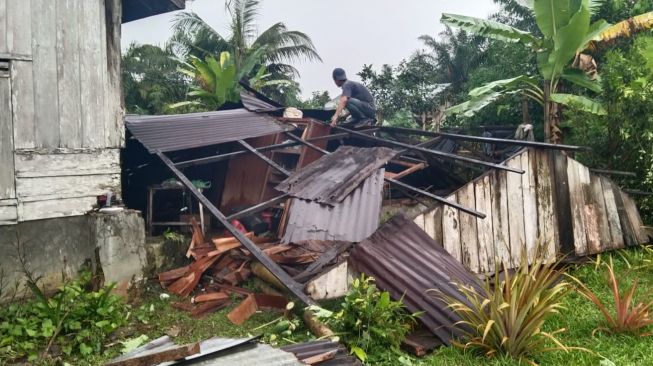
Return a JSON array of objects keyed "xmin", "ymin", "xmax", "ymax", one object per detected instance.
[{"xmin": 227, "ymin": 294, "xmax": 290, "ymax": 325}]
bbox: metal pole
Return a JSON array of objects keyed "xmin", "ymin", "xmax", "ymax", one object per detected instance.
[
  {"xmin": 380, "ymin": 126, "xmax": 591, "ymax": 152},
  {"xmin": 589, "ymin": 169, "xmax": 637, "ymax": 177},
  {"xmin": 287, "ymin": 135, "xmax": 486, "ymax": 218},
  {"xmin": 156, "ymin": 151, "xmax": 315, "ymax": 306},
  {"xmin": 174, "ymin": 132, "xmax": 353, "ymax": 169},
  {"xmin": 327, "ymin": 123, "xmax": 524, "ymax": 174},
  {"xmin": 226, "ymin": 194, "xmax": 290, "ymax": 221},
  {"xmin": 238, "ymin": 140, "xmax": 290, "ymax": 176}
]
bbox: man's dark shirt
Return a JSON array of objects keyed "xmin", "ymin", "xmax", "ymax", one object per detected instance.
[{"xmin": 341, "ymin": 80, "xmax": 375, "ymax": 107}]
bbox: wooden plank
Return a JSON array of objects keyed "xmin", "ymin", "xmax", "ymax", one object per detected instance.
[
  {"xmin": 305, "ymin": 261, "xmax": 353, "ymax": 300},
  {"xmin": 534, "ymin": 150, "xmax": 558, "ymax": 262},
  {"xmin": 0, "ymin": 0, "xmax": 7, "ymax": 54},
  {"xmin": 6, "ymin": 0, "xmax": 32, "ymax": 56},
  {"xmin": 566, "ymin": 158, "xmax": 588, "ymax": 255},
  {"xmin": 577, "ymin": 162, "xmax": 602, "ymax": 253},
  {"xmin": 14, "ymin": 149, "xmax": 120, "ymax": 178},
  {"xmin": 17, "ymin": 196, "xmax": 98, "ymax": 221},
  {"xmin": 56, "ymin": 0, "xmax": 82, "ymax": 148},
  {"xmin": 621, "ymin": 192, "xmax": 646, "ymax": 244},
  {"xmin": 553, "ymin": 151, "xmax": 574, "ymax": 253},
  {"xmin": 506, "ymin": 154, "xmax": 525, "ymax": 266},
  {"xmin": 104, "ymin": 0, "xmax": 124, "ymax": 148},
  {"xmin": 475, "ymin": 175, "xmax": 494, "ymax": 273},
  {"xmin": 457, "ymin": 184, "xmax": 479, "ymax": 272},
  {"xmin": 590, "ymin": 174, "xmax": 612, "ymax": 252},
  {"xmin": 16, "ymin": 174, "xmax": 120, "ymax": 202},
  {"xmin": 79, "ymin": 0, "xmax": 105, "ymax": 148},
  {"xmin": 442, "ymin": 193, "xmax": 462, "ymax": 263},
  {"xmin": 613, "ymin": 183, "xmax": 638, "ymax": 247},
  {"xmin": 491, "ymin": 170, "xmax": 511, "ymax": 267},
  {"xmin": 522, "ymin": 149, "xmax": 538, "ymax": 263},
  {"xmin": 10, "ymin": 60, "xmax": 35, "ymax": 148},
  {"xmin": 601, "ymin": 177, "xmax": 625, "ymax": 249},
  {"xmin": 0, "ymin": 199, "xmax": 18, "ymax": 224},
  {"xmin": 0, "ymin": 74, "xmax": 15, "ymax": 200},
  {"xmin": 31, "ymin": 0, "xmax": 59, "ymax": 148},
  {"xmin": 432, "ymin": 205, "xmax": 443, "ymax": 247}
]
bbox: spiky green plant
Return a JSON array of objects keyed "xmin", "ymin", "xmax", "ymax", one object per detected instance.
[
  {"xmin": 570, "ymin": 256, "xmax": 653, "ymax": 336},
  {"xmin": 432, "ymin": 249, "xmax": 576, "ymax": 364}
]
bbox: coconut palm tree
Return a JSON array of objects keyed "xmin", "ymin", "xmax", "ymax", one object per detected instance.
[{"xmin": 170, "ymin": 0, "xmax": 321, "ymax": 78}]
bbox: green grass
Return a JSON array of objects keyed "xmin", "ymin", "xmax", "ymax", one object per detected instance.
[
  {"xmin": 422, "ymin": 247, "xmax": 653, "ymax": 366},
  {"xmin": 30, "ymin": 246, "xmax": 653, "ymax": 365}
]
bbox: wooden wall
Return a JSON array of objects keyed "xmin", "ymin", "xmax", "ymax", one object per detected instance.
[
  {"xmin": 0, "ymin": 0, "xmax": 123, "ymax": 223},
  {"xmin": 413, "ymin": 148, "xmax": 647, "ymax": 273}
]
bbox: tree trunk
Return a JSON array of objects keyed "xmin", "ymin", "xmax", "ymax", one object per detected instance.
[
  {"xmin": 543, "ymin": 83, "xmax": 562, "ymax": 144},
  {"xmin": 521, "ymin": 94, "xmax": 531, "ymax": 125}
]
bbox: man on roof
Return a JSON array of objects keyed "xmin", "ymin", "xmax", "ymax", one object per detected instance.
[{"xmin": 330, "ymin": 68, "xmax": 377, "ymax": 128}]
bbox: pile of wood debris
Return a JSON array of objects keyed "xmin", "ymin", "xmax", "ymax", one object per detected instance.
[{"xmin": 157, "ymin": 220, "xmax": 352, "ymax": 322}]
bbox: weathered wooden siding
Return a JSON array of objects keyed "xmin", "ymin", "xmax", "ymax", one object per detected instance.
[
  {"xmin": 414, "ymin": 148, "xmax": 647, "ymax": 274},
  {"xmin": 14, "ymin": 149, "xmax": 121, "ymax": 221},
  {"xmin": 0, "ymin": 0, "xmax": 124, "ymax": 223},
  {"xmin": 1, "ymin": 0, "xmax": 123, "ymax": 149}
]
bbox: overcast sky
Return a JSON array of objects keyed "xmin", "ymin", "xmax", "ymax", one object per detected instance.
[{"xmin": 122, "ymin": 0, "xmax": 499, "ymax": 98}]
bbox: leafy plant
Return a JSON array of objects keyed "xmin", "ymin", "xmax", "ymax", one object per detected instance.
[
  {"xmin": 441, "ymin": 0, "xmax": 652, "ymax": 143},
  {"xmin": 170, "ymin": 49, "xmax": 289, "ymax": 111},
  {"xmin": 432, "ymin": 250, "xmax": 575, "ymax": 363},
  {"xmin": 0, "ymin": 271, "xmax": 126, "ymax": 362},
  {"xmin": 570, "ymin": 256, "xmax": 653, "ymax": 336},
  {"xmin": 311, "ymin": 275, "xmax": 419, "ymax": 362}
]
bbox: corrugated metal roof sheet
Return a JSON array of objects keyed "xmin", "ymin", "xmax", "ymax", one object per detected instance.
[
  {"xmin": 348, "ymin": 213, "xmax": 482, "ymax": 346},
  {"xmin": 179, "ymin": 342, "xmax": 302, "ymax": 366},
  {"xmin": 241, "ymin": 91, "xmax": 283, "ymax": 113},
  {"xmin": 276, "ymin": 146, "xmax": 397, "ymax": 205},
  {"xmin": 282, "ymin": 169, "xmax": 384, "ymax": 243},
  {"xmin": 125, "ymin": 109, "xmax": 291, "ymax": 153},
  {"xmin": 281, "ymin": 340, "xmax": 363, "ymax": 366}
]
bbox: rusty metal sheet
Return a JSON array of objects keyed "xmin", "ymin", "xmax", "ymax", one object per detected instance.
[
  {"xmin": 348, "ymin": 213, "xmax": 482, "ymax": 345},
  {"xmin": 281, "ymin": 340, "xmax": 363, "ymax": 366},
  {"xmin": 125, "ymin": 109, "xmax": 291, "ymax": 153},
  {"xmin": 276, "ymin": 146, "xmax": 397, "ymax": 205},
  {"xmin": 282, "ymin": 169, "xmax": 384, "ymax": 243}
]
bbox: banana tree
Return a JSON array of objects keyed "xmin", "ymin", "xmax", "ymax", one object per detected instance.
[
  {"xmin": 170, "ymin": 48, "xmax": 289, "ymax": 111},
  {"xmin": 442, "ymin": 0, "xmax": 615, "ymax": 143}
]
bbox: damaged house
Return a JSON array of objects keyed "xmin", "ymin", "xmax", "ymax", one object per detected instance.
[
  {"xmin": 0, "ymin": 0, "xmax": 186, "ymax": 298},
  {"xmin": 120, "ymin": 84, "xmax": 647, "ymax": 349}
]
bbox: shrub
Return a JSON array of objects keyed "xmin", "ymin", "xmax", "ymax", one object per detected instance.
[
  {"xmin": 434, "ymin": 252, "xmax": 574, "ymax": 363},
  {"xmin": 311, "ymin": 274, "xmax": 419, "ymax": 362},
  {"xmin": 0, "ymin": 271, "xmax": 126, "ymax": 362},
  {"xmin": 570, "ymin": 256, "xmax": 653, "ymax": 336}
]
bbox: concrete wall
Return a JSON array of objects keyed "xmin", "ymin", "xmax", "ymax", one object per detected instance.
[{"xmin": 0, "ymin": 210, "xmax": 146, "ymax": 301}]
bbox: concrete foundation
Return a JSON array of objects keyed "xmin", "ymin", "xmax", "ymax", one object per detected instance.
[{"xmin": 0, "ymin": 210, "xmax": 146, "ymax": 301}]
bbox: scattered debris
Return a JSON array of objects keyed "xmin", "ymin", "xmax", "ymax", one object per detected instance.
[{"xmin": 282, "ymin": 340, "xmax": 364, "ymax": 366}]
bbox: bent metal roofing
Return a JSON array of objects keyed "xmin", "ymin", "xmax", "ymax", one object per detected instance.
[{"xmin": 348, "ymin": 213, "xmax": 482, "ymax": 346}]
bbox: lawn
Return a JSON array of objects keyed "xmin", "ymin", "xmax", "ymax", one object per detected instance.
[{"xmin": 8, "ymin": 246, "xmax": 653, "ymax": 365}]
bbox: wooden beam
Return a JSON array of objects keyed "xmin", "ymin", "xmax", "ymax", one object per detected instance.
[{"xmin": 156, "ymin": 152, "xmax": 315, "ymax": 306}]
